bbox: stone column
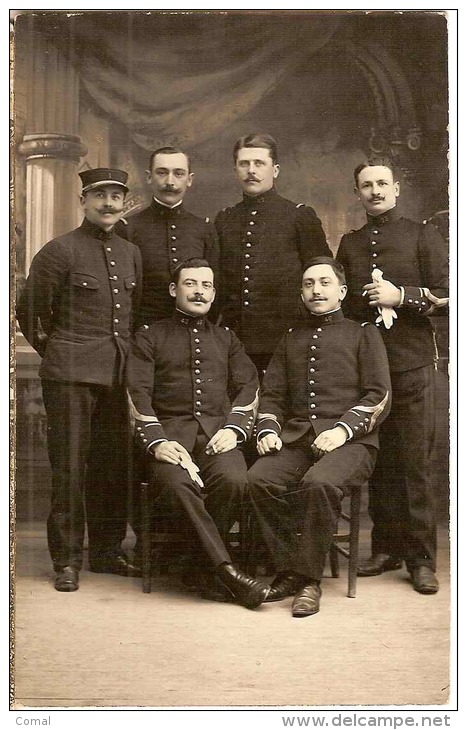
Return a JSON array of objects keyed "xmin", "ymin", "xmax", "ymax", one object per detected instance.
[{"xmin": 17, "ymin": 28, "xmax": 87, "ymax": 272}]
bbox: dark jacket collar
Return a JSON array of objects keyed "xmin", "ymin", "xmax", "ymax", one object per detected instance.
[
  {"xmin": 241, "ymin": 186, "xmax": 278, "ymax": 207},
  {"xmin": 173, "ymin": 309, "xmax": 207, "ymax": 329},
  {"xmin": 366, "ymin": 207, "xmax": 401, "ymax": 227},
  {"xmin": 150, "ymin": 198, "xmax": 185, "ymax": 218},
  {"xmin": 307, "ymin": 308, "xmax": 345, "ymax": 328},
  {"xmin": 80, "ymin": 217, "xmax": 114, "ymax": 241}
]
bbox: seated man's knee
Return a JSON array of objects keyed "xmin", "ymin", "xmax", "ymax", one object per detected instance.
[{"xmin": 301, "ymin": 473, "xmax": 343, "ymax": 503}]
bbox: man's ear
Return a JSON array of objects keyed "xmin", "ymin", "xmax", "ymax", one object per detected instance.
[
  {"xmin": 169, "ymin": 282, "xmax": 177, "ymax": 298},
  {"xmin": 273, "ymin": 164, "xmax": 280, "ymax": 179},
  {"xmin": 394, "ymin": 181, "xmax": 400, "ymax": 198},
  {"xmin": 211, "ymin": 287, "xmax": 216, "ymax": 303},
  {"xmin": 186, "ymin": 172, "xmax": 194, "ymax": 189},
  {"xmin": 353, "ymin": 186, "xmax": 361, "ymax": 200},
  {"xmin": 339, "ymin": 284, "xmax": 348, "ymax": 302},
  {"xmin": 300, "ymin": 292, "xmax": 305, "ymax": 302},
  {"xmin": 145, "ymin": 170, "xmax": 152, "ymax": 185}
]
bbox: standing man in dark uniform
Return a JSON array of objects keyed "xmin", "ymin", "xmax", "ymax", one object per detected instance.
[
  {"xmin": 127, "ymin": 258, "xmax": 270, "ymax": 609},
  {"xmin": 17, "ymin": 168, "xmax": 143, "ymax": 592},
  {"xmin": 248, "ymin": 258, "xmax": 391, "ymax": 617},
  {"xmin": 337, "ymin": 160, "xmax": 449, "ymax": 594},
  {"xmin": 118, "ymin": 146, "xmax": 219, "ymax": 328},
  {"xmin": 215, "ymin": 133, "xmax": 331, "ymax": 373}
]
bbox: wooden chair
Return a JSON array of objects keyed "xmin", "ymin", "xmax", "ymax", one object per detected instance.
[
  {"xmin": 329, "ymin": 484, "xmax": 362, "ymax": 598},
  {"xmin": 139, "ymin": 481, "xmax": 249, "ymax": 594}
]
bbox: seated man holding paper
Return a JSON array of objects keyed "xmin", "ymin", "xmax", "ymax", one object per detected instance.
[{"xmin": 127, "ymin": 258, "xmax": 269, "ymax": 609}]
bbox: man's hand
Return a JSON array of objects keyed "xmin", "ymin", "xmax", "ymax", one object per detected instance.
[
  {"xmin": 257, "ymin": 433, "xmax": 283, "ymax": 456},
  {"xmin": 311, "ymin": 427, "xmax": 347, "ymax": 458},
  {"xmin": 363, "ymin": 278, "xmax": 401, "ymax": 307},
  {"xmin": 205, "ymin": 428, "xmax": 238, "ymax": 455},
  {"xmin": 153, "ymin": 440, "xmax": 193, "ymax": 465}
]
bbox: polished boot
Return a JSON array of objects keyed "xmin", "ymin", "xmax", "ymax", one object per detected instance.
[
  {"xmin": 89, "ymin": 552, "xmax": 142, "ymax": 577},
  {"xmin": 357, "ymin": 553, "xmax": 403, "ymax": 577},
  {"xmin": 54, "ymin": 566, "xmax": 79, "ymax": 592},
  {"xmin": 291, "ymin": 581, "xmax": 322, "ymax": 618},
  {"xmin": 265, "ymin": 572, "xmax": 310, "ymax": 602},
  {"xmin": 410, "ymin": 566, "xmax": 439, "ymax": 594},
  {"xmin": 216, "ymin": 563, "xmax": 270, "ymax": 609}
]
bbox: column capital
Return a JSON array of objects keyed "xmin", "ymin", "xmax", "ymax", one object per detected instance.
[{"xmin": 18, "ymin": 134, "xmax": 88, "ymax": 163}]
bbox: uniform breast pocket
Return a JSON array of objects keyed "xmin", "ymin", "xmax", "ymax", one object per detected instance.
[
  {"xmin": 71, "ymin": 272, "xmax": 100, "ymax": 290},
  {"xmin": 124, "ymin": 275, "xmax": 137, "ymax": 291}
]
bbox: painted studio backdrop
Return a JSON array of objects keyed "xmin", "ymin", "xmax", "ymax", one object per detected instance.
[{"xmin": 13, "ymin": 10, "xmax": 449, "ymax": 520}]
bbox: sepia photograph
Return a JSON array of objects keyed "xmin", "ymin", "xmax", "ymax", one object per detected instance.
[{"xmin": 10, "ymin": 6, "xmax": 454, "ymax": 718}]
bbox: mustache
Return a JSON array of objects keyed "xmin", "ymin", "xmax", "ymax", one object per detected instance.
[
  {"xmin": 162, "ymin": 185, "xmax": 180, "ymax": 192},
  {"xmin": 245, "ymin": 175, "xmax": 260, "ymax": 182},
  {"xmin": 98, "ymin": 208, "xmax": 119, "ymax": 214},
  {"xmin": 369, "ymin": 196, "xmax": 384, "ymax": 202},
  {"xmin": 188, "ymin": 295, "xmax": 208, "ymax": 303}
]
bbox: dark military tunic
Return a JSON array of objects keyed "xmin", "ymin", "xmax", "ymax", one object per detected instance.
[
  {"xmin": 16, "ymin": 218, "xmax": 142, "ymax": 570},
  {"xmin": 128, "ymin": 311, "xmax": 259, "ymax": 452},
  {"xmin": 215, "ymin": 187, "xmax": 331, "ymax": 359},
  {"xmin": 336, "ymin": 208, "xmax": 449, "ymax": 569},
  {"xmin": 336, "ymin": 208, "xmax": 448, "ymax": 371},
  {"xmin": 127, "ymin": 311, "xmax": 259, "ymax": 564},
  {"xmin": 17, "ymin": 218, "xmax": 142, "ymax": 385},
  {"xmin": 248, "ymin": 309, "xmax": 391, "ymax": 580},
  {"xmin": 118, "ymin": 199, "xmax": 219, "ymax": 327}
]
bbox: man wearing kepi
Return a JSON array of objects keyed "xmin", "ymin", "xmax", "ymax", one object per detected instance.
[
  {"xmin": 247, "ymin": 257, "xmax": 391, "ymax": 617},
  {"xmin": 215, "ymin": 133, "xmax": 331, "ymax": 373},
  {"xmin": 16, "ymin": 168, "xmax": 143, "ymax": 592},
  {"xmin": 118, "ymin": 146, "xmax": 218, "ymax": 327},
  {"xmin": 337, "ymin": 160, "xmax": 449, "ymax": 594},
  {"xmin": 127, "ymin": 258, "xmax": 270, "ymax": 609}
]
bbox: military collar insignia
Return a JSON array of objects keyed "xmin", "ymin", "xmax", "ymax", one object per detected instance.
[
  {"xmin": 307, "ymin": 308, "xmax": 344, "ymax": 328},
  {"xmin": 174, "ymin": 309, "xmax": 207, "ymax": 328},
  {"xmin": 152, "ymin": 199, "xmax": 184, "ymax": 217},
  {"xmin": 81, "ymin": 218, "xmax": 114, "ymax": 241},
  {"xmin": 242, "ymin": 187, "xmax": 277, "ymax": 207},
  {"xmin": 367, "ymin": 207, "xmax": 401, "ymax": 227}
]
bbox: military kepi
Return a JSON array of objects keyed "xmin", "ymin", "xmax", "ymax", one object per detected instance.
[{"xmin": 79, "ymin": 168, "xmax": 129, "ymax": 194}]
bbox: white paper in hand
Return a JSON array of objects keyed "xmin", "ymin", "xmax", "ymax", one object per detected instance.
[
  {"xmin": 372, "ymin": 268, "xmax": 398, "ymax": 329},
  {"xmin": 179, "ymin": 454, "xmax": 204, "ymax": 489}
]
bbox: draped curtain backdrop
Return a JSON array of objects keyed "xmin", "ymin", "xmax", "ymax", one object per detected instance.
[{"xmin": 41, "ymin": 12, "xmax": 340, "ymax": 151}]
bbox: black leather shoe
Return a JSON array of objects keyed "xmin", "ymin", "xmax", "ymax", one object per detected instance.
[
  {"xmin": 265, "ymin": 572, "xmax": 310, "ymax": 602},
  {"xmin": 410, "ymin": 566, "xmax": 439, "ymax": 594},
  {"xmin": 357, "ymin": 553, "xmax": 403, "ymax": 577},
  {"xmin": 182, "ymin": 569, "xmax": 231, "ymax": 602},
  {"xmin": 89, "ymin": 554, "xmax": 142, "ymax": 577},
  {"xmin": 216, "ymin": 563, "xmax": 270, "ymax": 609},
  {"xmin": 54, "ymin": 566, "xmax": 79, "ymax": 592},
  {"xmin": 291, "ymin": 582, "xmax": 322, "ymax": 617}
]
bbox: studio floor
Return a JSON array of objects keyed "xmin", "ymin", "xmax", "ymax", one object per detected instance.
[{"xmin": 12, "ymin": 521, "xmax": 452, "ymax": 710}]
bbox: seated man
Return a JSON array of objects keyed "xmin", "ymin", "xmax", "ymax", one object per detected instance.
[
  {"xmin": 127, "ymin": 258, "xmax": 269, "ymax": 609},
  {"xmin": 247, "ymin": 257, "xmax": 391, "ymax": 617}
]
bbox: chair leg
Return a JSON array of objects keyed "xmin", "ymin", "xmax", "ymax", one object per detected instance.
[
  {"xmin": 329, "ymin": 543, "xmax": 340, "ymax": 578},
  {"xmin": 238, "ymin": 498, "xmax": 249, "ymax": 571},
  {"xmin": 141, "ymin": 481, "xmax": 152, "ymax": 594},
  {"xmin": 347, "ymin": 485, "xmax": 362, "ymax": 598}
]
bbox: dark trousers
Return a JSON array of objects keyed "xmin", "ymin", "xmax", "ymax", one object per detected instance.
[
  {"xmin": 146, "ymin": 432, "xmax": 247, "ymax": 568},
  {"xmin": 41, "ymin": 379, "xmax": 132, "ymax": 571},
  {"xmin": 368, "ymin": 364, "xmax": 437, "ymax": 570},
  {"xmin": 248, "ymin": 436, "xmax": 376, "ymax": 581}
]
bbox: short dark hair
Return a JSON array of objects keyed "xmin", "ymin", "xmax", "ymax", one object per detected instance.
[
  {"xmin": 302, "ymin": 256, "xmax": 346, "ymax": 286},
  {"xmin": 149, "ymin": 146, "xmax": 191, "ymax": 173},
  {"xmin": 171, "ymin": 258, "xmax": 213, "ymax": 285},
  {"xmin": 233, "ymin": 133, "xmax": 278, "ymax": 165},
  {"xmin": 353, "ymin": 158, "xmax": 398, "ymax": 187}
]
